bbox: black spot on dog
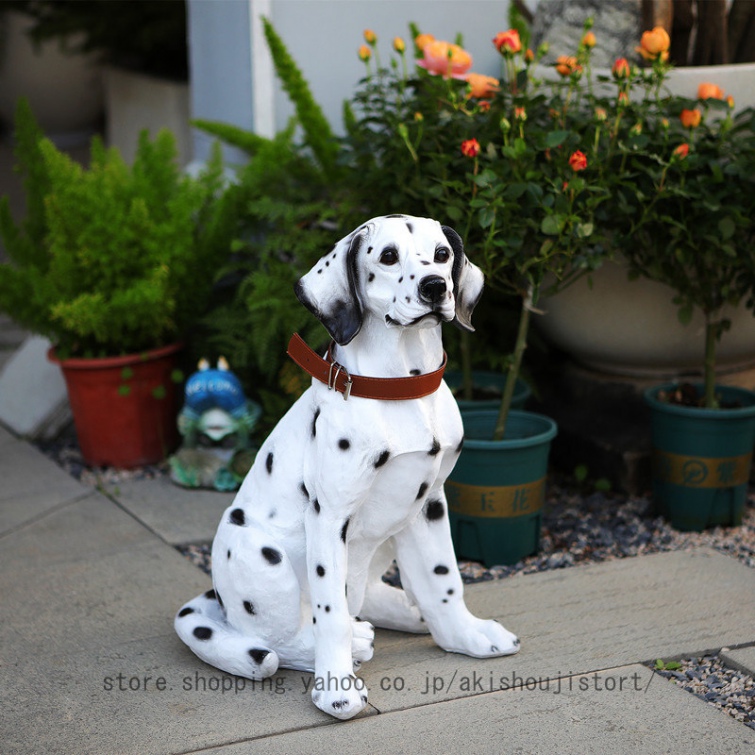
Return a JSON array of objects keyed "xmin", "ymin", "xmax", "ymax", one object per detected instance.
[
  {"xmin": 341, "ymin": 517, "xmax": 350, "ymax": 543},
  {"xmin": 229, "ymin": 508, "xmax": 245, "ymax": 526},
  {"xmin": 249, "ymin": 648, "xmax": 269, "ymax": 664},
  {"xmin": 216, "ymin": 592, "xmax": 224, "ymax": 609},
  {"xmin": 243, "ymin": 600, "xmax": 256, "ymax": 615},
  {"xmin": 313, "ymin": 616, "xmax": 317, "ymax": 624},
  {"xmin": 338, "ymin": 438, "xmax": 351, "ymax": 451},
  {"xmin": 429, "ymin": 437, "xmax": 441, "ymax": 455},
  {"xmin": 375, "ymin": 449, "xmax": 390, "ymax": 468},
  {"xmin": 420, "ymin": 260, "xmax": 430, "ymax": 265},
  {"xmin": 205, "ymin": 589, "xmax": 217, "ymax": 600},
  {"xmin": 410, "ymin": 274, "xmax": 415, "ymax": 280},
  {"xmin": 300, "ymin": 482, "xmax": 309, "ymax": 498},
  {"xmin": 325, "ymin": 261, "xmax": 330, "ymax": 267},
  {"xmin": 268, "ymin": 510, "xmax": 276, "ymax": 519},
  {"xmin": 316, "ymin": 564, "xmax": 325, "ymax": 577},
  {"xmin": 325, "ymin": 605, "xmax": 331, "ymax": 612},
  {"xmin": 405, "ymin": 296, "xmax": 411, "ymax": 303},
  {"xmin": 317, "ymin": 268, "xmax": 323, "ymax": 274},
  {"xmin": 410, "ymin": 369, "xmax": 421, "ymax": 376},
  {"xmin": 406, "ymin": 222, "xmax": 414, "ymax": 233},
  {"xmin": 416, "ymin": 481, "xmax": 429, "ymax": 500},
  {"xmin": 178, "ymin": 607, "xmax": 194, "ymax": 618},
  {"xmin": 368, "ymin": 273, "xmax": 375, "ymax": 282},
  {"xmin": 424, "ymin": 499, "xmax": 445, "ymax": 521},
  {"xmin": 398, "ymin": 276, "xmax": 403, "ymax": 283},
  {"xmin": 442, "ymin": 598, "xmax": 448, "ymax": 603},
  {"xmin": 312, "ymin": 408, "xmax": 320, "ymax": 438},
  {"xmin": 491, "ymin": 645, "xmax": 499, "ymax": 653},
  {"xmin": 261, "ymin": 547, "xmax": 282, "ymax": 565},
  {"xmin": 193, "ymin": 627, "xmax": 213, "ymax": 641},
  {"xmin": 434, "ymin": 565, "xmax": 449, "ymax": 575},
  {"xmin": 313, "ymin": 498, "xmax": 321, "ymax": 514},
  {"xmin": 266, "ymin": 452, "xmax": 274, "ymax": 474},
  {"xmin": 367, "ymin": 246, "xmax": 373, "ymax": 254},
  {"xmin": 447, "ymin": 588, "xmax": 454, "ymax": 595},
  {"xmin": 332, "ymin": 253, "xmax": 337, "ymax": 260},
  {"xmin": 455, "ymin": 437, "xmax": 465, "ymax": 454},
  {"xmin": 227, "ymin": 549, "xmax": 231, "ymax": 560}
]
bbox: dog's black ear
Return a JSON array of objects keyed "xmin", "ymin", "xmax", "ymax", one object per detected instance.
[
  {"xmin": 294, "ymin": 229, "xmax": 366, "ymax": 345},
  {"xmin": 442, "ymin": 225, "xmax": 484, "ymax": 332}
]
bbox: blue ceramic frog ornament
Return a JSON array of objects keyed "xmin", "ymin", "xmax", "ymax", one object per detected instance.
[{"xmin": 169, "ymin": 358, "xmax": 261, "ymax": 491}]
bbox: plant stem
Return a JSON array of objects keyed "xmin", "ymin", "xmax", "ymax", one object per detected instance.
[
  {"xmin": 493, "ymin": 285, "xmax": 533, "ymax": 441},
  {"xmin": 704, "ymin": 315, "xmax": 718, "ymax": 409}
]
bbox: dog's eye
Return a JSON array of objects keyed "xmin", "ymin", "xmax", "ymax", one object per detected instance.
[
  {"xmin": 434, "ymin": 247, "xmax": 451, "ymax": 263},
  {"xmin": 379, "ymin": 248, "xmax": 399, "ymax": 266}
]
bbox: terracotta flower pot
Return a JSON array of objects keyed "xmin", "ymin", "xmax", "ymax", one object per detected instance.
[{"xmin": 49, "ymin": 343, "xmax": 183, "ymax": 468}]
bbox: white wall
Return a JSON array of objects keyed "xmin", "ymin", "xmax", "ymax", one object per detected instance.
[{"xmin": 189, "ymin": 0, "xmax": 512, "ymax": 162}]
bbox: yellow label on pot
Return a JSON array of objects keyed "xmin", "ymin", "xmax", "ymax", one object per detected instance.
[
  {"xmin": 445, "ymin": 479, "xmax": 545, "ymax": 518},
  {"xmin": 653, "ymin": 450, "xmax": 752, "ymax": 488}
]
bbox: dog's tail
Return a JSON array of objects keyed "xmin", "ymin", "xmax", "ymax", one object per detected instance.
[{"xmin": 174, "ymin": 589, "xmax": 280, "ymax": 680}]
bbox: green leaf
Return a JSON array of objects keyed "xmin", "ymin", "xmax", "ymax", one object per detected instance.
[
  {"xmin": 121, "ymin": 367, "xmax": 134, "ymax": 380},
  {"xmin": 545, "ymin": 130, "xmax": 570, "ymax": 148},
  {"xmin": 574, "ymin": 464, "xmax": 588, "ymax": 483},
  {"xmin": 152, "ymin": 385, "xmax": 167, "ymax": 400},
  {"xmin": 445, "ymin": 205, "xmax": 463, "ymax": 222},
  {"xmin": 541, "ymin": 215, "xmax": 565, "ymax": 236},
  {"xmin": 118, "ymin": 384, "xmax": 131, "ymax": 397},
  {"xmin": 575, "ymin": 222, "xmax": 594, "ymax": 239},
  {"xmin": 718, "ymin": 217, "xmax": 736, "ymax": 240},
  {"xmin": 170, "ymin": 369, "xmax": 185, "ymax": 384},
  {"xmin": 478, "ymin": 207, "xmax": 496, "ymax": 229},
  {"xmin": 677, "ymin": 304, "xmax": 694, "ymax": 326}
]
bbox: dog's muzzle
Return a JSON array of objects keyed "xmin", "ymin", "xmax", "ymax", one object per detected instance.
[{"xmin": 418, "ymin": 275, "xmax": 447, "ymax": 305}]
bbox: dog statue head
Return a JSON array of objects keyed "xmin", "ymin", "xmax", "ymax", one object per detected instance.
[{"xmin": 294, "ymin": 215, "xmax": 484, "ymax": 345}]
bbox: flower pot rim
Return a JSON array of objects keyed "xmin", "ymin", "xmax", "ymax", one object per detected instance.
[
  {"xmin": 460, "ymin": 408, "xmax": 558, "ymax": 449},
  {"xmin": 644, "ymin": 382, "xmax": 755, "ymax": 419},
  {"xmin": 48, "ymin": 341, "xmax": 183, "ymax": 370}
]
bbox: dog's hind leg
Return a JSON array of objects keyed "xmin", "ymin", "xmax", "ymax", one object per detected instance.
[
  {"xmin": 174, "ymin": 590, "xmax": 280, "ymax": 680},
  {"xmin": 357, "ymin": 540, "xmax": 429, "ymax": 634}
]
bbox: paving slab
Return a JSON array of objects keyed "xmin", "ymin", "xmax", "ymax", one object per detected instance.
[
  {"xmin": 0, "ymin": 424, "xmax": 90, "ymax": 535},
  {"xmin": 99, "ymin": 475, "xmax": 234, "ymax": 544},
  {"xmin": 361, "ymin": 549, "xmax": 755, "ymax": 713},
  {"xmin": 722, "ymin": 645, "xmax": 755, "ymax": 677},
  {"xmin": 3, "ymin": 536, "xmax": 754, "ymax": 754},
  {"xmin": 205, "ymin": 664, "xmax": 755, "ymax": 755}
]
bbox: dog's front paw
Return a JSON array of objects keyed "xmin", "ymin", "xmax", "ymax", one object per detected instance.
[
  {"xmin": 311, "ymin": 674, "xmax": 368, "ymax": 720},
  {"xmin": 439, "ymin": 618, "xmax": 520, "ymax": 658}
]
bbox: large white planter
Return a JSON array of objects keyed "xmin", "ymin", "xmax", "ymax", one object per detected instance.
[
  {"xmin": 0, "ymin": 11, "xmax": 103, "ymax": 145},
  {"xmin": 104, "ymin": 67, "xmax": 191, "ymax": 166},
  {"xmin": 535, "ymin": 259, "xmax": 755, "ymax": 378},
  {"xmin": 535, "ymin": 62, "xmax": 755, "ymax": 378}
]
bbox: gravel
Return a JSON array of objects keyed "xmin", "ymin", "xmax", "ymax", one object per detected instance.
[{"xmin": 37, "ymin": 428, "xmax": 755, "ymax": 733}]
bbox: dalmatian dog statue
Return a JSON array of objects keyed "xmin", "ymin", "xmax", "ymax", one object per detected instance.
[{"xmin": 175, "ymin": 214, "xmax": 520, "ymax": 720}]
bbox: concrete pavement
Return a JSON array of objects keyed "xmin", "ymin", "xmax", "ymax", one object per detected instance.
[{"xmin": 1, "ymin": 423, "xmax": 754, "ymax": 754}]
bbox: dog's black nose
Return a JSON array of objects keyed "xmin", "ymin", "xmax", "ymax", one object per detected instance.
[{"xmin": 418, "ymin": 275, "xmax": 447, "ymax": 304}]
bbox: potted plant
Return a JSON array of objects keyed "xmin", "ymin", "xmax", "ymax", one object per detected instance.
[
  {"xmin": 0, "ymin": 98, "xmax": 239, "ymax": 468},
  {"xmin": 604, "ymin": 38, "xmax": 755, "ymax": 530}
]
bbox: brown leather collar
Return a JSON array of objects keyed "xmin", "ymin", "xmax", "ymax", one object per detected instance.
[{"xmin": 287, "ymin": 333, "xmax": 447, "ymax": 401}]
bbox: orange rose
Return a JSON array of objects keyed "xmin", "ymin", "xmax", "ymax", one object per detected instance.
[
  {"xmin": 514, "ymin": 106, "xmax": 527, "ymax": 121},
  {"xmin": 358, "ymin": 45, "xmax": 371, "ymax": 62},
  {"xmin": 363, "ymin": 29, "xmax": 377, "ymax": 45},
  {"xmin": 525, "ymin": 48, "xmax": 535, "ymax": 63},
  {"xmin": 466, "ymin": 72, "xmax": 500, "ymax": 99},
  {"xmin": 612, "ymin": 57, "xmax": 631, "ymax": 79},
  {"xmin": 636, "ymin": 26, "xmax": 670, "ymax": 61},
  {"xmin": 393, "ymin": 37, "xmax": 406, "ymax": 54},
  {"xmin": 727, "ymin": 95, "xmax": 735, "ymax": 108},
  {"xmin": 569, "ymin": 150, "xmax": 588, "ymax": 171},
  {"xmin": 581, "ymin": 31, "xmax": 596, "ymax": 48},
  {"xmin": 697, "ymin": 82, "xmax": 724, "ymax": 100},
  {"xmin": 461, "ymin": 138, "xmax": 481, "ymax": 158},
  {"xmin": 673, "ymin": 143, "xmax": 690, "ymax": 159},
  {"xmin": 555, "ymin": 55, "xmax": 582, "ymax": 77},
  {"xmin": 414, "ymin": 33, "xmax": 435, "ymax": 51},
  {"xmin": 680, "ymin": 108, "xmax": 702, "ymax": 128},
  {"xmin": 417, "ymin": 40, "xmax": 473, "ymax": 79},
  {"xmin": 493, "ymin": 29, "xmax": 522, "ymax": 55}
]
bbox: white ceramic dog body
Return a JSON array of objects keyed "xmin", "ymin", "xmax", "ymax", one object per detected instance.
[{"xmin": 175, "ymin": 216, "xmax": 520, "ymax": 720}]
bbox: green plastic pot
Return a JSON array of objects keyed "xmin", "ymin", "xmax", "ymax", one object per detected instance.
[
  {"xmin": 644, "ymin": 383, "xmax": 755, "ymax": 531},
  {"xmin": 444, "ymin": 370, "xmax": 531, "ymax": 412},
  {"xmin": 445, "ymin": 409, "xmax": 557, "ymax": 567}
]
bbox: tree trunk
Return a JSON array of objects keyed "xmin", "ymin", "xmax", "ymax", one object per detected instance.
[
  {"xmin": 728, "ymin": 0, "xmax": 755, "ymax": 63},
  {"xmin": 670, "ymin": 0, "xmax": 695, "ymax": 65},
  {"xmin": 693, "ymin": 0, "xmax": 728, "ymax": 65}
]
